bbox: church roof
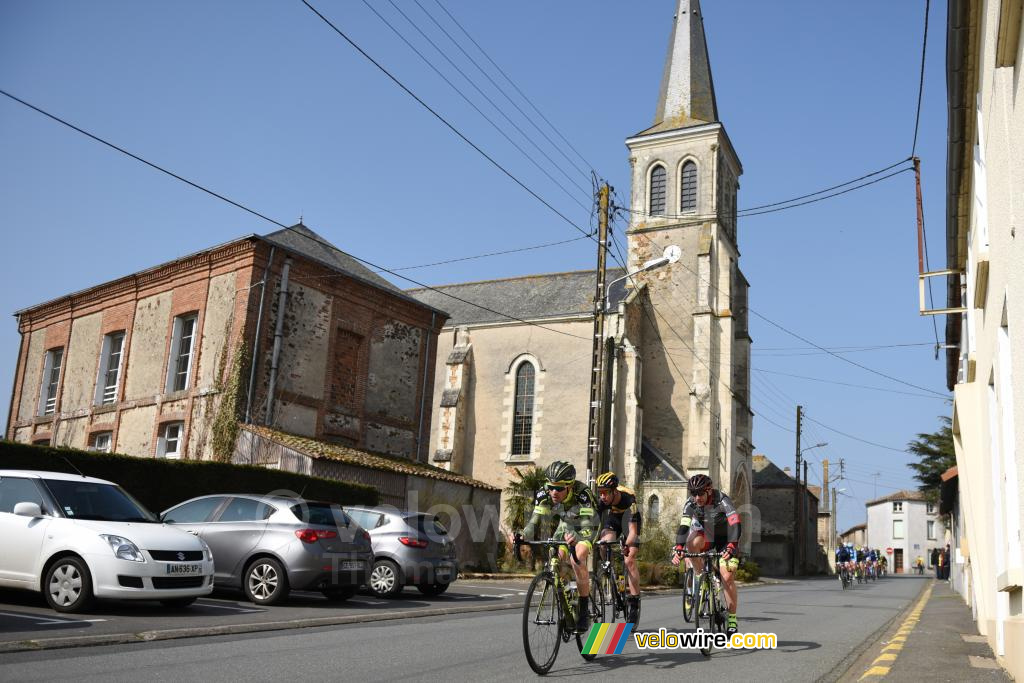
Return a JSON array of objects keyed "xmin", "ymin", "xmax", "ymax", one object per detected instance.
[
  {"xmin": 406, "ymin": 268, "xmax": 628, "ymax": 327},
  {"xmin": 637, "ymin": 0, "xmax": 719, "ymax": 136}
]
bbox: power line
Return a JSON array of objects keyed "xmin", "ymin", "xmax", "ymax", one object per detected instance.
[
  {"xmin": 736, "ymin": 167, "xmax": 914, "ymax": 218},
  {"xmin": 753, "ymin": 368, "xmax": 947, "ymax": 399},
  {"xmin": 412, "ymin": 0, "xmax": 593, "ymax": 184},
  {"xmin": 754, "ymin": 342, "xmax": 933, "ymax": 352},
  {"xmin": 362, "ymin": 0, "xmax": 592, "ymax": 206},
  {"xmin": 429, "ymin": 0, "xmax": 597, "ymax": 176},
  {"xmin": 738, "ymin": 158, "xmax": 911, "ymax": 213},
  {"xmin": 622, "ymin": 222, "xmax": 947, "ymax": 398},
  {"xmin": 299, "ymin": 0, "xmax": 593, "ymax": 240},
  {"xmin": 0, "ymin": 87, "xmax": 595, "ymax": 343},
  {"xmin": 911, "ymin": 0, "xmax": 931, "ymax": 158},
  {"xmin": 803, "ymin": 414, "xmax": 909, "ymax": 454}
]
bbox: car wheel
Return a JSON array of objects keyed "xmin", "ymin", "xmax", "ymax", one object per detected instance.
[
  {"xmin": 44, "ymin": 556, "xmax": 94, "ymax": 613},
  {"xmin": 369, "ymin": 559, "xmax": 403, "ymax": 598},
  {"xmin": 322, "ymin": 587, "xmax": 357, "ymax": 602},
  {"xmin": 416, "ymin": 582, "xmax": 450, "ymax": 596},
  {"xmin": 244, "ymin": 557, "xmax": 289, "ymax": 605},
  {"xmin": 160, "ymin": 597, "xmax": 197, "ymax": 608}
]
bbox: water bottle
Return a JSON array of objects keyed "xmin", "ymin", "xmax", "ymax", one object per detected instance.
[{"xmin": 617, "ymin": 574, "xmax": 626, "ymax": 594}]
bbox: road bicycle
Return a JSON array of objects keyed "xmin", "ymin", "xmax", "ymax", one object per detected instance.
[
  {"xmin": 681, "ymin": 560, "xmax": 697, "ymax": 622},
  {"xmin": 677, "ymin": 549, "xmax": 727, "ymax": 657},
  {"xmin": 838, "ymin": 564, "xmax": 852, "ymax": 589},
  {"xmin": 516, "ymin": 539, "xmax": 606, "ymax": 675},
  {"xmin": 595, "ymin": 539, "xmax": 640, "ymax": 629}
]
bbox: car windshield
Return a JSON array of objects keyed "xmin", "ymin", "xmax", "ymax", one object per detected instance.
[
  {"xmin": 43, "ymin": 479, "xmax": 158, "ymax": 523},
  {"xmin": 290, "ymin": 502, "xmax": 351, "ymax": 527}
]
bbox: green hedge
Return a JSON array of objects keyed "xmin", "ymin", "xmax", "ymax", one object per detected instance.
[{"xmin": 0, "ymin": 441, "xmax": 378, "ymax": 513}]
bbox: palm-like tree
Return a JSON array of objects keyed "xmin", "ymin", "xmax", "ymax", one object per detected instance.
[
  {"xmin": 504, "ymin": 466, "xmax": 547, "ymax": 570},
  {"xmin": 907, "ymin": 416, "xmax": 956, "ymax": 501}
]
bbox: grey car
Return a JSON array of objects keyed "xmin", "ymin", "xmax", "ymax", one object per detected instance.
[
  {"xmin": 345, "ymin": 506, "xmax": 458, "ymax": 598},
  {"xmin": 161, "ymin": 494, "xmax": 373, "ymax": 605}
]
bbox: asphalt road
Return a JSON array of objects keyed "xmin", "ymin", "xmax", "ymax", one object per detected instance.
[
  {"xmin": 0, "ymin": 580, "xmax": 529, "ymax": 646},
  {"xmin": 0, "ymin": 576, "xmax": 927, "ymax": 681}
]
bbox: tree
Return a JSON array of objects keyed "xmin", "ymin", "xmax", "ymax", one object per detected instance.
[{"xmin": 906, "ymin": 415, "xmax": 956, "ymax": 500}]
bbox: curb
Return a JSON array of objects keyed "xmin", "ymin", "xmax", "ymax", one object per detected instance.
[{"xmin": 0, "ymin": 601, "xmax": 523, "ymax": 655}]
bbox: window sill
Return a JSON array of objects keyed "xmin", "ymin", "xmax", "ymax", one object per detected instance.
[
  {"xmin": 505, "ymin": 454, "xmax": 535, "ymax": 464},
  {"xmin": 92, "ymin": 403, "xmax": 118, "ymax": 414}
]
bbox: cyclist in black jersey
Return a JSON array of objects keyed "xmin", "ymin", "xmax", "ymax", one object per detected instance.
[
  {"xmin": 595, "ymin": 472, "xmax": 642, "ymax": 622},
  {"xmin": 670, "ymin": 474, "xmax": 743, "ymax": 636}
]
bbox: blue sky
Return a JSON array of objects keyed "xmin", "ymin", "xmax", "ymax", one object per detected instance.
[{"xmin": 0, "ymin": 1, "xmax": 951, "ymax": 532}]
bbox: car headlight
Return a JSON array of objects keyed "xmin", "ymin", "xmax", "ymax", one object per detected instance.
[
  {"xmin": 100, "ymin": 534, "xmax": 146, "ymax": 562},
  {"xmin": 200, "ymin": 538, "xmax": 213, "ymax": 562}
]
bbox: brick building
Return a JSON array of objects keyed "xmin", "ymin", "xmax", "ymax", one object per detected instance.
[{"xmin": 5, "ymin": 223, "xmax": 448, "ymax": 463}]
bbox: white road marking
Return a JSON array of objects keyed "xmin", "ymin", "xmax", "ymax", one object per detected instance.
[
  {"xmin": 195, "ymin": 601, "xmax": 264, "ymax": 613},
  {"xmin": 458, "ymin": 585, "xmax": 522, "ymax": 592},
  {"xmin": 0, "ymin": 611, "xmax": 93, "ymax": 625}
]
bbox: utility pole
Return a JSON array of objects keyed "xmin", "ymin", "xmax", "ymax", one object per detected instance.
[
  {"xmin": 803, "ymin": 459, "xmax": 809, "ymax": 573},
  {"xmin": 586, "ymin": 183, "xmax": 611, "ymax": 485},
  {"xmin": 792, "ymin": 405, "xmax": 803, "ymax": 576},
  {"xmin": 831, "ymin": 486, "xmax": 838, "ymax": 570}
]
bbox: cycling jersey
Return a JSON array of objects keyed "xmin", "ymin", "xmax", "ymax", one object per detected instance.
[
  {"xmin": 837, "ymin": 546, "xmax": 852, "ymax": 563},
  {"xmin": 674, "ymin": 489, "xmax": 742, "ymax": 551},
  {"xmin": 522, "ymin": 481, "xmax": 599, "ymax": 547},
  {"xmin": 597, "ymin": 486, "xmax": 643, "ymax": 538}
]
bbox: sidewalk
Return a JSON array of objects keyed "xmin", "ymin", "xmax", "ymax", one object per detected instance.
[{"xmin": 843, "ymin": 579, "xmax": 1010, "ymax": 682}]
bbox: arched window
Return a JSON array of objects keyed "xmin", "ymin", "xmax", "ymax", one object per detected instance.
[
  {"xmin": 512, "ymin": 362, "xmax": 535, "ymax": 455},
  {"xmin": 680, "ymin": 160, "xmax": 697, "ymax": 212},
  {"xmin": 649, "ymin": 165, "xmax": 667, "ymax": 216},
  {"xmin": 648, "ymin": 494, "xmax": 660, "ymax": 524}
]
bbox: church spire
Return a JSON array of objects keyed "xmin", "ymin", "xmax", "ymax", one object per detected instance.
[{"xmin": 650, "ymin": 0, "xmax": 719, "ymax": 132}]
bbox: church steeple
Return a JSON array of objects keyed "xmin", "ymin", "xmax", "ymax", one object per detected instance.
[{"xmin": 648, "ymin": 0, "xmax": 719, "ymax": 133}]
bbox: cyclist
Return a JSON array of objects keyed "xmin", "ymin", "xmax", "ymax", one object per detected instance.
[
  {"xmin": 595, "ymin": 471, "xmax": 642, "ymax": 623},
  {"xmin": 855, "ymin": 546, "xmax": 866, "ymax": 581},
  {"xmin": 670, "ymin": 474, "xmax": 743, "ymax": 636},
  {"xmin": 514, "ymin": 460, "xmax": 599, "ymax": 632},
  {"xmin": 836, "ymin": 543, "xmax": 853, "ymax": 583}
]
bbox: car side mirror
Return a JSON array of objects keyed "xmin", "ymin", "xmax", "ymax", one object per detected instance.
[{"xmin": 13, "ymin": 501, "xmax": 43, "ymax": 518}]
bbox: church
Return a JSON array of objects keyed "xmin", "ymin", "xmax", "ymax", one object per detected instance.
[{"xmin": 409, "ymin": 0, "xmax": 753, "ymax": 534}]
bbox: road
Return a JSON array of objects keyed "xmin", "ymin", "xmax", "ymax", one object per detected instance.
[{"xmin": 0, "ymin": 576, "xmax": 927, "ymax": 681}]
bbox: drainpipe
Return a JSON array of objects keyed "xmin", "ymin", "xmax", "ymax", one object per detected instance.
[
  {"xmin": 416, "ymin": 312, "xmax": 436, "ymax": 463},
  {"xmin": 5, "ymin": 314, "xmax": 24, "ymax": 439},
  {"xmin": 265, "ymin": 256, "xmax": 292, "ymax": 425},
  {"xmin": 244, "ymin": 246, "xmax": 275, "ymax": 423}
]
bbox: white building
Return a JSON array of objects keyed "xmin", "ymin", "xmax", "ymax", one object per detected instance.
[
  {"xmin": 865, "ymin": 490, "xmax": 945, "ymax": 574},
  {"xmin": 942, "ymin": 0, "xmax": 1024, "ymax": 675}
]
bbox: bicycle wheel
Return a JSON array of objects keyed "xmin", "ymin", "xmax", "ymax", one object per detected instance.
[
  {"xmin": 694, "ymin": 575, "xmax": 715, "ymax": 657},
  {"xmin": 682, "ymin": 567, "xmax": 695, "ymax": 623},
  {"xmin": 522, "ymin": 573, "xmax": 561, "ymax": 675},
  {"xmin": 577, "ymin": 573, "xmax": 606, "ymax": 661},
  {"xmin": 597, "ymin": 570, "xmax": 621, "ymax": 622}
]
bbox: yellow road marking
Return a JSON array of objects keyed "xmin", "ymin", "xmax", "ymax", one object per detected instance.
[{"xmin": 854, "ymin": 583, "xmax": 933, "ymax": 679}]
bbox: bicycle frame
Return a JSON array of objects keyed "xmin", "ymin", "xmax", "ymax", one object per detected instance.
[
  {"xmin": 595, "ymin": 539, "xmax": 628, "ymax": 620},
  {"xmin": 679, "ymin": 550, "xmax": 725, "ymax": 657}
]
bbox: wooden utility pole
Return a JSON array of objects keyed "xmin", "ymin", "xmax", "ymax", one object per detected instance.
[
  {"xmin": 792, "ymin": 404, "xmax": 803, "ymax": 576},
  {"xmin": 586, "ymin": 184, "xmax": 611, "ymax": 485}
]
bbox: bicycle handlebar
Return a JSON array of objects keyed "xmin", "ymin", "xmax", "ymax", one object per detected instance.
[{"xmin": 515, "ymin": 538, "xmax": 579, "ymax": 564}]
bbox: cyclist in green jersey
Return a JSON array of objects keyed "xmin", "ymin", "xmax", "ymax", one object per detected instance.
[{"xmin": 513, "ymin": 460, "xmax": 599, "ymax": 632}]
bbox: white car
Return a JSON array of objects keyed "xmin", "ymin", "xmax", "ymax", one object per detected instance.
[{"xmin": 0, "ymin": 469, "xmax": 214, "ymax": 612}]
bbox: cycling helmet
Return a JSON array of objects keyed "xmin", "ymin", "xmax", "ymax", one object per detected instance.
[
  {"xmin": 687, "ymin": 473, "xmax": 713, "ymax": 495},
  {"xmin": 545, "ymin": 460, "xmax": 576, "ymax": 485},
  {"xmin": 596, "ymin": 472, "xmax": 619, "ymax": 489}
]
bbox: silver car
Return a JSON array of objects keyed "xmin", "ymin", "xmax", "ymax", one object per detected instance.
[
  {"xmin": 161, "ymin": 494, "xmax": 373, "ymax": 605},
  {"xmin": 345, "ymin": 506, "xmax": 458, "ymax": 598}
]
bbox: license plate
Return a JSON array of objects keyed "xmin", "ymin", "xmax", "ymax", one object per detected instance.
[
  {"xmin": 437, "ymin": 569, "xmax": 451, "ymax": 580},
  {"xmin": 341, "ymin": 561, "xmax": 362, "ymax": 571},
  {"xmin": 166, "ymin": 563, "xmax": 202, "ymax": 575}
]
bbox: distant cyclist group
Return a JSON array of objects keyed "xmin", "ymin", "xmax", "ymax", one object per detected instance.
[
  {"xmin": 835, "ymin": 542, "xmax": 888, "ymax": 588},
  {"xmin": 512, "ymin": 460, "xmax": 743, "ymax": 636}
]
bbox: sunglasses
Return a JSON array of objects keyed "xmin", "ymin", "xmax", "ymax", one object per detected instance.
[{"xmin": 546, "ymin": 484, "xmax": 568, "ymax": 492}]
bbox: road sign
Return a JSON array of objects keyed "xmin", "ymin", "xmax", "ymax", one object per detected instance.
[{"xmin": 886, "ymin": 547, "xmax": 893, "ymax": 554}]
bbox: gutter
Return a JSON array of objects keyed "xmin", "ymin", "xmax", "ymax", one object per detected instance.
[
  {"xmin": 244, "ymin": 246, "xmax": 275, "ymax": 423},
  {"xmin": 416, "ymin": 312, "xmax": 436, "ymax": 463},
  {"xmin": 945, "ymin": 0, "xmax": 970, "ymax": 391}
]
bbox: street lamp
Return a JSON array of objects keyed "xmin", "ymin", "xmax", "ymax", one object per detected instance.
[
  {"xmin": 588, "ymin": 244, "xmax": 681, "ymax": 481},
  {"xmin": 605, "ymin": 244, "xmax": 682, "ymax": 301}
]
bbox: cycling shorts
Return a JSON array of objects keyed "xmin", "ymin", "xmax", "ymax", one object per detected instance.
[{"xmin": 687, "ymin": 529, "xmax": 740, "ymax": 572}]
